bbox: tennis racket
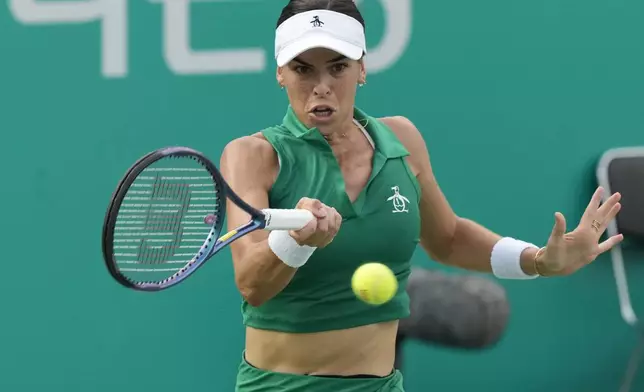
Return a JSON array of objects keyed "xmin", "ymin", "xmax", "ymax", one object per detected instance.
[{"xmin": 101, "ymin": 146, "xmax": 314, "ymax": 291}]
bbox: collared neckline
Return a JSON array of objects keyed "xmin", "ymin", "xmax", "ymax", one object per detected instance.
[{"xmin": 281, "ymin": 105, "xmax": 409, "ymax": 159}]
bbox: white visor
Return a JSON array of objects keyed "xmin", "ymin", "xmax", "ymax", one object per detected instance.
[{"xmin": 275, "ymin": 10, "xmax": 366, "ymax": 67}]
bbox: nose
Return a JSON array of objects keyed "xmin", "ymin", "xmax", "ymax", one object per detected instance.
[
  {"xmin": 312, "ymin": 75, "xmax": 332, "ymax": 96},
  {"xmin": 313, "ymin": 84, "xmax": 331, "ymax": 96}
]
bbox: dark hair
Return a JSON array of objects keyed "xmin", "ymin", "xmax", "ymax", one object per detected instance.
[{"xmin": 276, "ymin": 0, "xmax": 365, "ymax": 29}]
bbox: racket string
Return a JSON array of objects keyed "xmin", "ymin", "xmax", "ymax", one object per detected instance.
[{"xmin": 112, "ymin": 156, "xmax": 223, "ymax": 284}]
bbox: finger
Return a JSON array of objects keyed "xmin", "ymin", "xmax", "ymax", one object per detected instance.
[
  {"xmin": 310, "ymin": 200, "xmax": 327, "ymax": 218},
  {"xmin": 321, "ymin": 210, "xmax": 341, "ymax": 245},
  {"xmin": 326, "ymin": 208, "xmax": 339, "ymax": 234},
  {"xmin": 298, "ymin": 198, "xmax": 327, "ymax": 218},
  {"xmin": 597, "ymin": 192, "xmax": 621, "ymax": 219},
  {"xmin": 290, "ymin": 220, "xmax": 317, "ymax": 244},
  {"xmin": 581, "ymin": 187, "xmax": 604, "ymax": 221},
  {"xmin": 600, "ymin": 203, "xmax": 621, "ymax": 231},
  {"xmin": 550, "ymin": 212, "xmax": 567, "ymax": 238},
  {"xmin": 315, "ymin": 213, "xmax": 330, "ymax": 238},
  {"xmin": 597, "ymin": 234, "xmax": 624, "ymax": 254},
  {"xmin": 333, "ymin": 209, "xmax": 342, "ymax": 235},
  {"xmin": 318, "ymin": 208, "xmax": 341, "ymax": 246},
  {"xmin": 295, "ymin": 197, "xmax": 312, "ymax": 208}
]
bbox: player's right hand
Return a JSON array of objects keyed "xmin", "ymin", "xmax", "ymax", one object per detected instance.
[{"xmin": 290, "ymin": 197, "xmax": 342, "ymax": 248}]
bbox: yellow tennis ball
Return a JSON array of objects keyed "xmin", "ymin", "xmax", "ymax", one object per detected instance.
[{"xmin": 351, "ymin": 262, "xmax": 398, "ymax": 305}]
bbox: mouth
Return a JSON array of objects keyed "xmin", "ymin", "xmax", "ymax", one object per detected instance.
[{"xmin": 309, "ymin": 105, "xmax": 335, "ymax": 118}]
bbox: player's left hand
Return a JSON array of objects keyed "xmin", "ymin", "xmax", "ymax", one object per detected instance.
[{"xmin": 535, "ymin": 187, "xmax": 624, "ymax": 276}]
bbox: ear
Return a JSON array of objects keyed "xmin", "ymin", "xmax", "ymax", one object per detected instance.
[
  {"xmin": 358, "ymin": 58, "xmax": 367, "ymax": 85},
  {"xmin": 276, "ymin": 66, "xmax": 285, "ymax": 88}
]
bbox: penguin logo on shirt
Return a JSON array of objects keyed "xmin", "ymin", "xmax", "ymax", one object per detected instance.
[{"xmin": 387, "ymin": 186, "xmax": 409, "ymax": 213}]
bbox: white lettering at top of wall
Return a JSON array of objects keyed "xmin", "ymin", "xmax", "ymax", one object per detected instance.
[
  {"xmin": 355, "ymin": 0, "xmax": 411, "ymax": 73},
  {"xmin": 9, "ymin": 0, "xmax": 128, "ymax": 78},
  {"xmin": 161, "ymin": 0, "xmax": 266, "ymax": 75},
  {"xmin": 8, "ymin": 0, "xmax": 411, "ymax": 78}
]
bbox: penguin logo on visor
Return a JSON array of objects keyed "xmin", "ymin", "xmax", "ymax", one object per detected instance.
[{"xmin": 310, "ymin": 16, "xmax": 324, "ymax": 27}]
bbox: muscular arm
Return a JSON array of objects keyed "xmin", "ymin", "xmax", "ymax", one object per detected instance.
[
  {"xmin": 219, "ymin": 135, "xmax": 298, "ymax": 307},
  {"xmin": 382, "ymin": 117, "xmax": 538, "ymax": 276}
]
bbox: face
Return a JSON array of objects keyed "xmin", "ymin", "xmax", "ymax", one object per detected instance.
[{"xmin": 277, "ymin": 47, "xmax": 366, "ymax": 133}]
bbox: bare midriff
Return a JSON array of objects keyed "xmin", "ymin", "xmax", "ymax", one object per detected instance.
[{"xmin": 244, "ymin": 320, "xmax": 398, "ymax": 377}]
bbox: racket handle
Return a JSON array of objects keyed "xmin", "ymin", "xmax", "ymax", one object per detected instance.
[{"xmin": 261, "ymin": 208, "xmax": 315, "ymax": 231}]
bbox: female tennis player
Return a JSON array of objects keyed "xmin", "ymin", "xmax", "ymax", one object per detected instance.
[{"xmin": 220, "ymin": 1, "xmax": 624, "ymax": 391}]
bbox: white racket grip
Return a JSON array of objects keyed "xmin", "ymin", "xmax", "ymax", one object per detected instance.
[{"xmin": 261, "ymin": 208, "xmax": 315, "ymax": 231}]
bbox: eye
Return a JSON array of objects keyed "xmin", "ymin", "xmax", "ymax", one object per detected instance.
[
  {"xmin": 294, "ymin": 65, "xmax": 311, "ymax": 75},
  {"xmin": 330, "ymin": 63, "xmax": 349, "ymax": 73}
]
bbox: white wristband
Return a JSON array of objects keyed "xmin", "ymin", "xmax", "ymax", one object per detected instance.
[
  {"xmin": 490, "ymin": 237, "xmax": 539, "ymax": 280},
  {"xmin": 267, "ymin": 230, "xmax": 317, "ymax": 268}
]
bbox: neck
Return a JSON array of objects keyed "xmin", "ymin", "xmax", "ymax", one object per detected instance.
[{"xmin": 320, "ymin": 117, "xmax": 356, "ymax": 145}]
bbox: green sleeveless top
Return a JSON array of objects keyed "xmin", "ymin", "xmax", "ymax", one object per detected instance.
[{"xmin": 241, "ymin": 106, "xmax": 421, "ymax": 333}]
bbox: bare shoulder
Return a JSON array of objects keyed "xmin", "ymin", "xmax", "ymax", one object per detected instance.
[
  {"xmin": 220, "ymin": 132, "xmax": 277, "ymax": 167},
  {"xmin": 221, "ymin": 132, "xmax": 273, "ymax": 154},
  {"xmin": 378, "ymin": 116, "xmax": 431, "ymax": 174},
  {"xmin": 220, "ymin": 132, "xmax": 279, "ymax": 190}
]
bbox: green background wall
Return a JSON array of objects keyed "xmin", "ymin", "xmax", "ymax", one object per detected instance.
[{"xmin": 1, "ymin": 0, "xmax": 642, "ymax": 391}]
